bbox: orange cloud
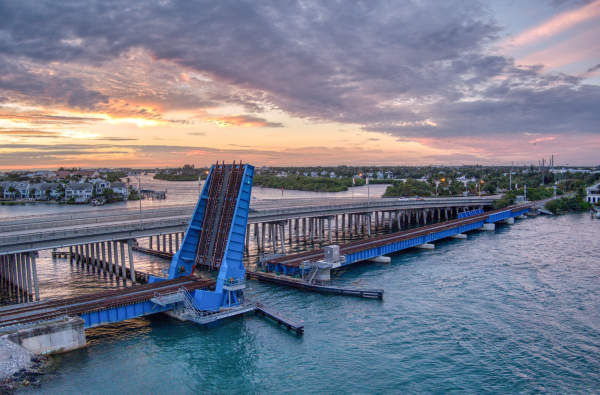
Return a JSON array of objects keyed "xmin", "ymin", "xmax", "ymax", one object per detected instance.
[
  {"xmin": 504, "ymin": 0, "xmax": 600, "ymax": 49},
  {"xmin": 205, "ymin": 115, "xmax": 283, "ymax": 128}
]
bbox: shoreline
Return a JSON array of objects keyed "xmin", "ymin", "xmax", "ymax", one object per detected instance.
[{"xmin": 0, "ymin": 338, "xmax": 47, "ymax": 393}]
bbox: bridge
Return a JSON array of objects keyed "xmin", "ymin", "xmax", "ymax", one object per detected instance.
[
  {"xmin": 261, "ymin": 205, "xmax": 531, "ymax": 280},
  {"xmin": 0, "ymin": 160, "xmax": 553, "ymax": 356},
  {"xmin": 1, "ymin": 162, "xmax": 308, "ymax": 355}
]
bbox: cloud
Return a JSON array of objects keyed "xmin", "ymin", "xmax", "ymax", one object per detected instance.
[
  {"xmin": 0, "ymin": 0, "xmax": 597, "ymax": 164},
  {"xmin": 205, "ymin": 115, "xmax": 283, "ymax": 128},
  {"xmin": 0, "ymin": 112, "xmax": 104, "ymax": 125},
  {"xmin": 187, "ymin": 132, "xmax": 206, "ymax": 136}
]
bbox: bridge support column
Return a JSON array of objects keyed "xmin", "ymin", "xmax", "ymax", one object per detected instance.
[
  {"xmin": 101, "ymin": 242, "xmax": 107, "ymax": 272},
  {"xmin": 149, "ymin": 236, "xmax": 153, "ymax": 250},
  {"xmin": 169, "ymin": 234, "xmax": 173, "ymax": 254},
  {"xmin": 94, "ymin": 243, "xmax": 100, "ymax": 268},
  {"xmin": 120, "ymin": 242, "xmax": 127, "ymax": 282},
  {"xmin": 451, "ymin": 233, "xmax": 467, "ymax": 239},
  {"xmin": 69, "ymin": 246, "xmax": 73, "ymax": 264},
  {"xmin": 107, "ymin": 241, "xmax": 113, "ymax": 274},
  {"xmin": 25, "ymin": 253, "xmax": 33, "ymax": 298},
  {"xmin": 85, "ymin": 244, "xmax": 90, "ymax": 266},
  {"xmin": 90, "ymin": 243, "xmax": 95, "ymax": 268},
  {"xmin": 245, "ymin": 225, "xmax": 250, "ymax": 250},
  {"xmin": 29, "ymin": 252, "xmax": 39, "ymax": 301},
  {"xmin": 127, "ymin": 240, "xmax": 136, "ymax": 284},
  {"xmin": 279, "ymin": 223, "xmax": 286, "ymax": 254},
  {"xmin": 516, "ymin": 214, "xmax": 527, "ymax": 219},
  {"xmin": 156, "ymin": 235, "xmax": 160, "ymax": 251},
  {"xmin": 262, "ymin": 223, "xmax": 266, "ymax": 250},
  {"xmin": 501, "ymin": 217, "xmax": 515, "ymax": 224},
  {"xmin": 328, "ymin": 218, "xmax": 333, "ymax": 243},
  {"xmin": 113, "ymin": 242, "xmax": 120, "ymax": 276},
  {"xmin": 16, "ymin": 253, "xmax": 23, "ymax": 291},
  {"xmin": 175, "ymin": 232, "xmax": 180, "ymax": 251},
  {"xmin": 162, "ymin": 235, "xmax": 166, "ymax": 252}
]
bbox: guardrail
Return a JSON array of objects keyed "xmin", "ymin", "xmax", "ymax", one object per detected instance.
[{"xmin": 0, "ymin": 217, "xmax": 189, "ymax": 245}]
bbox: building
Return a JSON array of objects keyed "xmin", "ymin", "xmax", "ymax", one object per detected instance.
[
  {"xmin": 72, "ymin": 170, "xmax": 100, "ymax": 178},
  {"xmin": 110, "ymin": 182, "xmax": 128, "ymax": 196},
  {"xmin": 1, "ymin": 182, "xmax": 31, "ymax": 199},
  {"xmin": 276, "ymin": 171, "xmax": 288, "ymax": 178},
  {"xmin": 34, "ymin": 183, "xmax": 60, "ymax": 199},
  {"xmin": 586, "ymin": 183, "xmax": 600, "ymax": 203},
  {"xmin": 329, "ymin": 172, "xmax": 336, "ymax": 178},
  {"xmin": 65, "ymin": 183, "xmax": 94, "ymax": 201}
]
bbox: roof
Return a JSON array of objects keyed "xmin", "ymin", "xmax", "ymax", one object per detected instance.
[
  {"xmin": 111, "ymin": 182, "xmax": 126, "ymax": 188},
  {"xmin": 586, "ymin": 183, "xmax": 600, "ymax": 191},
  {"xmin": 38, "ymin": 183, "xmax": 59, "ymax": 191},
  {"xmin": 66, "ymin": 183, "xmax": 93, "ymax": 191},
  {"xmin": 72, "ymin": 170, "xmax": 98, "ymax": 177}
]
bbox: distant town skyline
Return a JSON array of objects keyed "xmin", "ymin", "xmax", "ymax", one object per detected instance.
[{"xmin": 1, "ymin": 0, "xmax": 599, "ymax": 170}]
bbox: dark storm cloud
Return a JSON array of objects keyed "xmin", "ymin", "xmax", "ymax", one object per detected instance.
[
  {"xmin": 0, "ymin": 0, "xmax": 598, "ymax": 142},
  {"xmin": 0, "ymin": 56, "xmax": 107, "ymax": 110}
]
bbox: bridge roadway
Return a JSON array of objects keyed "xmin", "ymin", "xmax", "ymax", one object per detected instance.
[
  {"xmin": 265, "ymin": 204, "xmax": 532, "ymax": 274},
  {"xmin": 0, "ymin": 276, "xmax": 215, "ymax": 331},
  {"xmin": 0, "ymin": 197, "xmax": 497, "ymax": 254}
]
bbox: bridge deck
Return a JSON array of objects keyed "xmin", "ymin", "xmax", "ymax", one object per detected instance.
[
  {"xmin": 0, "ymin": 276, "xmax": 215, "ymax": 331},
  {"xmin": 266, "ymin": 204, "xmax": 532, "ymax": 270}
]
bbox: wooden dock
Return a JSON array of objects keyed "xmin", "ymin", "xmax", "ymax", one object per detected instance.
[
  {"xmin": 132, "ymin": 245, "xmax": 174, "ymax": 259},
  {"xmin": 247, "ymin": 272, "xmax": 384, "ymax": 299},
  {"xmin": 253, "ymin": 302, "xmax": 304, "ymax": 334}
]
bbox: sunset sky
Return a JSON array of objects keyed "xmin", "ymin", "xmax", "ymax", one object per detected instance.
[{"xmin": 1, "ymin": 0, "xmax": 599, "ymax": 170}]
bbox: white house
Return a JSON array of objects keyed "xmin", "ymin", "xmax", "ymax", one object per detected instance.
[
  {"xmin": 376, "ymin": 172, "xmax": 384, "ymax": 179},
  {"xmin": 110, "ymin": 182, "xmax": 128, "ymax": 196},
  {"xmin": 1, "ymin": 182, "xmax": 32, "ymax": 199},
  {"xmin": 34, "ymin": 183, "xmax": 60, "ymax": 199},
  {"xmin": 65, "ymin": 183, "xmax": 93, "ymax": 201},
  {"xmin": 586, "ymin": 183, "xmax": 600, "ymax": 203},
  {"xmin": 310, "ymin": 172, "xmax": 318, "ymax": 177},
  {"xmin": 276, "ymin": 171, "xmax": 288, "ymax": 178},
  {"xmin": 329, "ymin": 172, "xmax": 336, "ymax": 178}
]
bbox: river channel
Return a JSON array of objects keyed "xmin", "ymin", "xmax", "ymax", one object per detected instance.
[{"xmin": 3, "ymin": 178, "xmax": 599, "ymax": 394}]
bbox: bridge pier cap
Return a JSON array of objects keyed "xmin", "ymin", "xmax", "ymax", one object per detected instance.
[{"xmin": 160, "ymin": 162, "xmax": 254, "ymax": 310}]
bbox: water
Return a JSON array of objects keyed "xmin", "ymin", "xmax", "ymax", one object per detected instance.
[
  {"xmin": 4, "ymin": 182, "xmax": 600, "ymax": 393},
  {"xmin": 0, "ymin": 175, "xmax": 389, "ymax": 218}
]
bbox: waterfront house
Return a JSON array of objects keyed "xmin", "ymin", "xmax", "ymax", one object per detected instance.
[
  {"xmin": 329, "ymin": 172, "xmax": 336, "ymax": 178},
  {"xmin": 34, "ymin": 183, "xmax": 60, "ymax": 199},
  {"xmin": 110, "ymin": 182, "xmax": 128, "ymax": 196},
  {"xmin": 586, "ymin": 183, "xmax": 600, "ymax": 204},
  {"xmin": 65, "ymin": 183, "xmax": 93, "ymax": 201},
  {"xmin": 276, "ymin": 171, "xmax": 288, "ymax": 178}
]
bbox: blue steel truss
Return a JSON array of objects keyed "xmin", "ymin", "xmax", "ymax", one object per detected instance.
[
  {"xmin": 149, "ymin": 163, "xmax": 254, "ymax": 310},
  {"xmin": 458, "ymin": 209, "xmax": 484, "ymax": 219},
  {"xmin": 267, "ymin": 206, "xmax": 531, "ymax": 276}
]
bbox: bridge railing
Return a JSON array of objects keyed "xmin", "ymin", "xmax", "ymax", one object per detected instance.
[{"xmin": 0, "ymin": 217, "xmax": 190, "ymax": 246}]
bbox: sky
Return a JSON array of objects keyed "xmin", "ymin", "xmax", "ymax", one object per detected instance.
[{"xmin": 0, "ymin": 0, "xmax": 599, "ymax": 170}]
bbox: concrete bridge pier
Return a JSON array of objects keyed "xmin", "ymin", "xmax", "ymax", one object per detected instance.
[
  {"xmin": 477, "ymin": 223, "xmax": 496, "ymax": 231},
  {"xmin": 451, "ymin": 233, "xmax": 467, "ymax": 239},
  {"xmin": 501, "ymin": 217, "xmax": 515, "ymax": 224}
]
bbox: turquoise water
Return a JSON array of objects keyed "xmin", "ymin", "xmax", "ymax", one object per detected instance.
[{"xmin": 14, "ymin": 213, "xmax": 600, "ymax": 394}]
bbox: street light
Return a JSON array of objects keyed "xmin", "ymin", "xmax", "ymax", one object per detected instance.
[{"xmin": 133, "ymin": 175, "xmax": 142, "ymax": 226}]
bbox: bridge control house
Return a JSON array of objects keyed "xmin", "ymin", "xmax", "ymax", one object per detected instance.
[{"xmin": 586, "ymin": 183, "xmax": 600, "ymax": 204}]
